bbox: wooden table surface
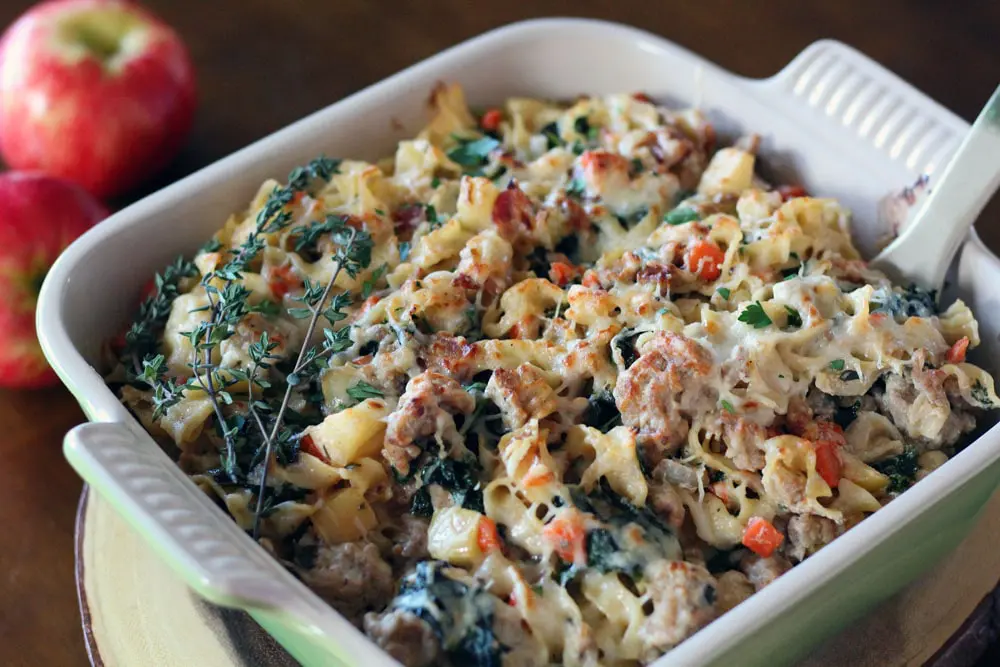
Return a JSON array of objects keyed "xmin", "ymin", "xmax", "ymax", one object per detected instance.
[{"xmin": 0, "ymin": 1, "xmax": 997, "ymax": 665}]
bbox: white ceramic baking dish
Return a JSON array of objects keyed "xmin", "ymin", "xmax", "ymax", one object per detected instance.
[{"xmin": 38, "ymin": 17, "xmax": 1000, "ymax": 667}]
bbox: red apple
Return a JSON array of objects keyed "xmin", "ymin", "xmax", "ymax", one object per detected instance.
[
  {"xmin": 0, "ymin": 0, "xmax": 196, "ymax": 199},
  {"xmin": 0, "ymin": 171, "xmax": 107, "ymax": 388}
]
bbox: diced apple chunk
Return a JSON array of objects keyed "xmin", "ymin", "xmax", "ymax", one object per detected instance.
[
  {"xmin": 697, "ymin": 148, "xmax": 755, "ymax": 196},
  {"xmin": 427, "ymin": 506, "xmax": 485, "ymax": 567},
  {"xmin": 312, "ymin": 487, "xmax": 377, "ymax": 543},
  {"xmin": 303, "ymin": 398, "xmax": 390, "ymax": 466}
]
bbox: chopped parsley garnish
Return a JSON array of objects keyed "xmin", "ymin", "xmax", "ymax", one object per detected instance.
[
  {"xmin": 829, "ymin": 359, "xmax": 846, "ymax": 371},
  {"xmin": 447, "ymin": 135, "xmax": 501, "ymax": 170},
  {"xmin": 430, "ymin": 176, "xmax": 441, "ymax": 188},
  {"xmin": 716, "ymin": 287, "xmax": 731, "ymax": 300},
  {"xmin": 738, "ymin": 301, "xmax": 772, "ymax": 329},
  {"xmin": 720, "ymin": 399, "xmax": 736, "ymax": 414},
  {"xmin": 566, "ymin": 176, "xmax": 586, "ymax": 199},
  {"xmin": 424, "ymin": 203, "xmax": 446, "ymax": 229},
  {"xmin": 663, "ymin": 206, "xmax": 700, "ymax": 226},
  {"xmin": 784, "ymin": 306, "xmax": 802, "ymax": 329}
]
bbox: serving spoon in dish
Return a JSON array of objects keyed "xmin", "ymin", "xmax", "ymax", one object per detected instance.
[{"xmin": 871, "ymin": 85, "xmax": 1000, "ymax": 294}]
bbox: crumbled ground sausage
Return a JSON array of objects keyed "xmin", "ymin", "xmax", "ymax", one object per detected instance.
[
  {"xmin": 486, "ymin": 362, "xmax": 557, "ymax": 430},
  {"xmin": 786, "ymin": 514, "xmax": 840, "ymax": 562},
  {"xmin": 638, "ymin": 560, "xmax": 718, "ymax": 652},
  {"xmin": 364, "ymin": 609, "xmax": 442, "ymax": 667},
  {"xmin": 299, "ymin": 541, "xmax": 394, "ymax": 624},
  {"xmin": 614, "ymin": 332, "xmax": 716, "ymax": 464},
  {"xmin": 740, "ymin": 552, "xmax": 792, "ymax": 591},
  {"xmin": 383, "ymin": 371, "xmax": 475, "ymax": 476}
]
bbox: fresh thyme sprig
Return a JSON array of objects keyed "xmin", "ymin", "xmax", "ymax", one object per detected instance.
[
  {"xmin": 241, "ymin": 330, "xmax": 281, "ymax": 473},
  {"xmin": 252, "ymin": 221, "xmax": 373, "ymax": 538},
  {"xmin": 293, "ymin": 214, "xmax": 350, "ymax": 253},
  {"xmin": 125, "ymin": 156, "xmax": 368, "ymax": 537},
  {"xmin": 185, "ymin": 280, "xmax": 257, "ymax": 481},
  {"xmin": 169, "ymin": 156, "xmax": 345, "ymax": 482},
  {"xmin": 137, "ymin": 354, "xmax": 187, "ymax": 418},
  {"xmin": 124, "ymin": 257, "xmax": 198, "ymax": 372},
  {"xmin": 216, "ymin": 156, "xmax": 343, "ymax": 281}
]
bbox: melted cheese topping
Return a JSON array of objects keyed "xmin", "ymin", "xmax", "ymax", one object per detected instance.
[{"xmin": 112, "ymin": 83, "xmax": 999, "ymax": 667}]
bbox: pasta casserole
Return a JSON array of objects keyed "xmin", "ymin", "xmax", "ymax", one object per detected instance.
[{"xmin": 107, "ymin": 83, "xmax": 999, "ymax": 667}]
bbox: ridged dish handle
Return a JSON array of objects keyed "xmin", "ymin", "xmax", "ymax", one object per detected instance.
[
  {"xmin": 66, "ymin": 421, "xmax": 402, "ymax": 665},
  {"xmin": 747, "ymin": 39, "xmax": 963, "ymax": 180},
  {"xmin": 65, "ymin": 421, "xmax": 311, "ymax": 612}
]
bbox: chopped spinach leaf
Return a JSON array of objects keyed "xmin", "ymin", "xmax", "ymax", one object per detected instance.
[
  {"xmin": 390, "ymin": 562, "xmax": 502, "ymax": 667},
  {"xmin": 409, "ymin": 457, "xmax": 484, "ymax": 514},
  {"xmin": 616, "ymin": 207, "xmax": 649, "ymax": 228},
  {"xmin": 583, "ymin": 390, "xmax": 621, "ymax": 433},
  {"xmin": 612, "ymin": 328, "xmax": 641, "ymax": 368},
  {"xmin": 872, "ymin": 447, "xmax": 919, "ymax": 493},
  {"xmin": 554, "ymin": 234, "xmax": 580, "ymax": 261},
  {"xmin": 972, "ymin": 380, "xmax": 995, "ymax": 407},
  {"xmin": 573, "ymin": 116, "xmax": 598, "ymax": 141},
  {"xmin": 871, "ymin": 284, "xmax": 938, "ymax": 322},
  {"xmin": 410, "ymin": 487, "xmax": 434, "ymax": 517},
  {"xmin": 540, "ymin": 122, "xmax": 563, "ymax": 149},
  {"xmin": 586, "ymin": 528, "xmax": 621, "ymax": 572},
  {"xmin": 833, "ymin": 399, "xmax": 861, "ymax": 429}
]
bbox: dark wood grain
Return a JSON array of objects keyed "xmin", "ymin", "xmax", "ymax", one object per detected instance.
[{"xmin": 0, "ymin": 1, "xmax": 996, "ymax": 666}]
